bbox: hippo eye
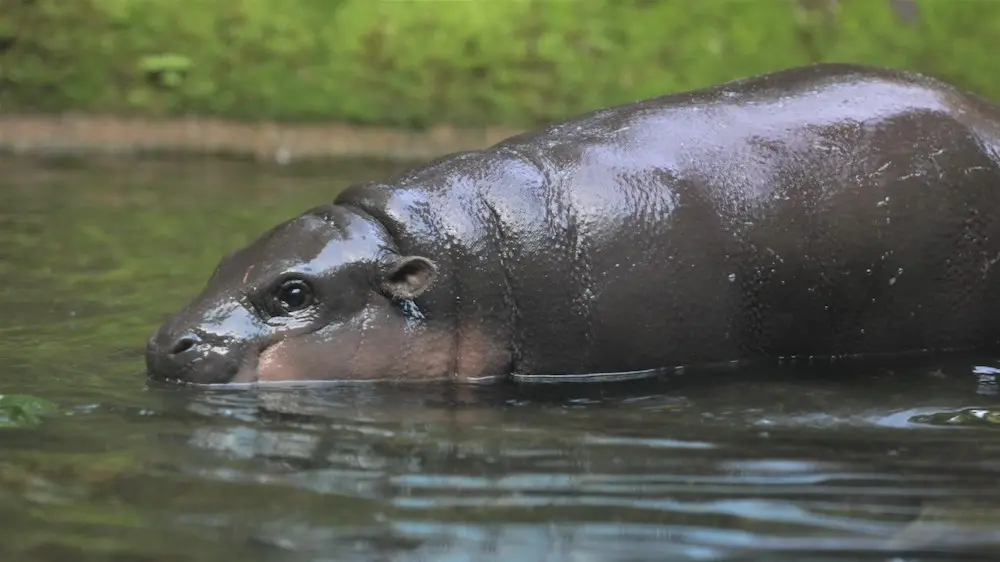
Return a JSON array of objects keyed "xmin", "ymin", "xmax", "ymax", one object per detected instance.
[{"xmin": 272, "ymin": 278, "xmax": 314, "ymax": 314}]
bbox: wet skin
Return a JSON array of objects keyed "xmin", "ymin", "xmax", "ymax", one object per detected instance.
[{"xmin": 147, "ymin": 63, "xmax": 1000, "ymax": 385}]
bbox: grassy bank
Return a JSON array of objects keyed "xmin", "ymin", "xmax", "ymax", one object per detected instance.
[{"xmin": 3, "ymin": 0, "xmax": 999, "ymax": 128}]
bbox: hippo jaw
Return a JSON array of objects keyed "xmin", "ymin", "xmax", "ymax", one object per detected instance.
[{"xmin": 144, "ymin": 204, "xmax": 442, "ymax": 385}]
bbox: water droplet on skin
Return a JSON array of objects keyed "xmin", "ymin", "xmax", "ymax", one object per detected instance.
[{"xmin": 728, "ymin": 273, "xmax": 736, "ymax": 282}]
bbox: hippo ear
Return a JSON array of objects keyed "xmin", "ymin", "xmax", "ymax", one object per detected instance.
[{"xmin": 380, "ymin": 255, "xmax": 439, "ymax": 300}]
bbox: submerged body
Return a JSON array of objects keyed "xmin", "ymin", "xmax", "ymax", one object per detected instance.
[{"xmin": 147, "ymin": 63, "xmax": 1000, "ymax": 385}]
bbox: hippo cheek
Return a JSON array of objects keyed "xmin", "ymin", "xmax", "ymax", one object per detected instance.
[
  {"xmin": 247, "ymin": 311, "xmax": 457, "ymax": 383},
  {"xmin": 249, "ymin": 328, "xmax": 374, "ymax": 382}
]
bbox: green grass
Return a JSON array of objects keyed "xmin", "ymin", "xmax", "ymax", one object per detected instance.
[{"xmin": 3, "ymin": 0, "xmax": 999, "ymax": 128}]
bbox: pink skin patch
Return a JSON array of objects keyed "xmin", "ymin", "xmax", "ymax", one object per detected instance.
[
  {"xmin": 257, "ymin": 340, "xmax": 300, "ymax": 381},
  {"xmin": 233, "ymin": 323, "xmax": 511, "ymax": 384}
]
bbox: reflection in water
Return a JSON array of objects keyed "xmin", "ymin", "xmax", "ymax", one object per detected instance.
[{"xmin": 1, "ymin": 154, "xmax": 1000, "ymax": 561}]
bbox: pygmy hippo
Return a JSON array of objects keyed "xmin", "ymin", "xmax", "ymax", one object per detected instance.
[{"xmin": 146, "ymin": 63, "xmax": 1000, "ymax": 385}]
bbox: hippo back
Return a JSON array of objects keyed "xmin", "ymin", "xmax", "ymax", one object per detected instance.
[{"xmin": 338, "ymin": 63, "xmax": 1000, "ymax": 378}]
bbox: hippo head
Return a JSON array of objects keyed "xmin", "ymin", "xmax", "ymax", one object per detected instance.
[{"xmin": 145, "ymin": 204, "xmax": 442, "ymax": 385}]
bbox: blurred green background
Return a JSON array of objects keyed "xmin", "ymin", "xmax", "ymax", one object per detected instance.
[{"xmin": 2, "ymin": 0, "xmax": 998, "ymax": 129}]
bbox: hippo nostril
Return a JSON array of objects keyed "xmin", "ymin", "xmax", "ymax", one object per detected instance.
[{"xmin": 169, "ymin": 333, "xmax": 201, "ymax": 356}]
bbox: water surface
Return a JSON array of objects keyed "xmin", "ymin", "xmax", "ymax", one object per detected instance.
[{"xmin": 2, "ymin": 153, "xmax": 1000, "ymax": 561}]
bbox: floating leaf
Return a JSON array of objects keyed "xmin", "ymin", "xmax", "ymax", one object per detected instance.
[{"xmin": 0, "ymin": 394, "xmax": 59, "ymax": 428}]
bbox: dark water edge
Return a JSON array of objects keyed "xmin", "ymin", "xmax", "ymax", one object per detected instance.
[{"xmin": 1, "ymin": 153, "xmax": 1000, "ymax": 561}]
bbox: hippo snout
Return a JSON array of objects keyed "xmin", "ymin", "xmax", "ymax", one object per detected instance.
[
  {"xmin": 145, "ymin": 324, "xmax": 241, "ymax": 385},
  {"xmin": 162, "ymin": 331, "xmax": 201, "ymax": 356}
]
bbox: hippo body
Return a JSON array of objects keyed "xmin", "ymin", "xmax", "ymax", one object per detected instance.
[{"xmin": 146, "ymin": 63, "xmax": 1000, "ymax": 385}]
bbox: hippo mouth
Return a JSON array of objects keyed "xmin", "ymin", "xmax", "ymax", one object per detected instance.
[
  {"xmin": 228, "ymin": 345, "xmax": 272, "ymax": 384},
  {"xmin": 231, "ymin": 340, "xmax": 273, "ymax": 384}
]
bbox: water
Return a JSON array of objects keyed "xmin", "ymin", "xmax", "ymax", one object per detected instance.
[{"xmin": 2, "ymin": 153, "xmax": 1000, "ymax": 561}]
